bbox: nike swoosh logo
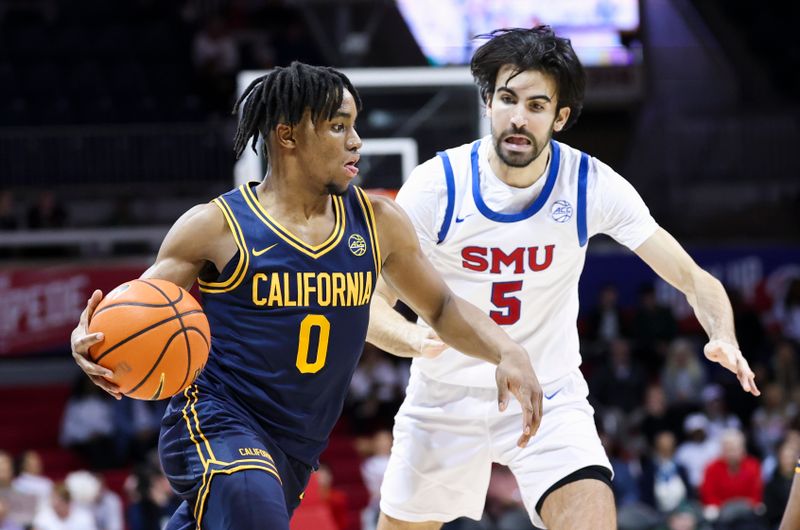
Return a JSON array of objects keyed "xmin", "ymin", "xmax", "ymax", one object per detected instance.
[
  {"xmin": 455, "ymin": 214, "xmax": 473, "ymax": 223},
  {"xmin": 544, "ymin": 388, "xmax": 563, "ymax": 400},
  {"xmin": 252, "ymin": 243, "xmax": 278, "ymax": 256}
]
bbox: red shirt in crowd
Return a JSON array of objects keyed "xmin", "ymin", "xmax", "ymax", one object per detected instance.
[{"xmin": 700, "ymin": 456, "xmax": 763, "ymax": 507}]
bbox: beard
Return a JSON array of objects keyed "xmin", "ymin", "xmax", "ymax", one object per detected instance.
[{"xmin": 492, "ymin": 127, "xmax": 551, "ymax": 168}]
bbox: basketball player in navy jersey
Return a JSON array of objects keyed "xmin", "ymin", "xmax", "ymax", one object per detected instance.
[
  {"xmin": 68, "ymin": 62, "xmax": 542, "ymax": 530},
  {"xmin": 367, "ymin": 27, "xmax": 761, "ymax": 530},
  {"xmin": 781, "ymin": 460, "xmax": 800, "ymax": 530}
]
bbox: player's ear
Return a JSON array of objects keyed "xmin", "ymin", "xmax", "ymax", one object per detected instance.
[
  {"xmin": 485, "ymin": 94, "xmax": 493, "ymax": 118},
  {"xmin": 553, "ymin": 107, "xmax": 571, "ymax": 132},
  {"xmin": 275, "ymin": 123, "xmax": 296, "ymax": 149}
]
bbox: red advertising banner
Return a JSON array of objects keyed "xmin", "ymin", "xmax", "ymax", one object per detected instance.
[{"xmin": 0, "ymin": 264, "xmax": 149, "ymax": 356}]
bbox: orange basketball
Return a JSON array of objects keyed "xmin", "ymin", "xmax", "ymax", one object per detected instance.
[{"xmin": 87, "ymin": 279, "xmax": 211, "ymax": 400}]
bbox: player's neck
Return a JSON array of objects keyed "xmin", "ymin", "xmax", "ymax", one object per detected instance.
[
  {"xmin": 488, "ymin": 143, "xmax": 551, "ymax": 189},
  {"xmin": 256, "ymin": 166, "xmax": 331, "ymax": 221}
]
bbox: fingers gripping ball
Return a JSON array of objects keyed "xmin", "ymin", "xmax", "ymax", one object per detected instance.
[{"xmin": 88, "ymin": 279, "xmax": 211, "ymax": 400}]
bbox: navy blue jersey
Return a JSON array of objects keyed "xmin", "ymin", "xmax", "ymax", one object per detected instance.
[{"xmin": 194, "ymin": 182, "xmax": 380, "ymax": 465}]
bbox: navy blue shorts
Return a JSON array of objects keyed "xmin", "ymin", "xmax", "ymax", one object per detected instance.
[{"xmin": 159, "ymin": 384, "xmax": 312, "ymax": 529}]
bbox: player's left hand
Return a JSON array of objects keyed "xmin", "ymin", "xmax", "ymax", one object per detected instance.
[
  {"xmin": 495, "ymin": 348, "xmax": 543, "ymax": 448},
  {"xmin": 703, "ymin": 339, "xmax": 760, "ymax": 396}
]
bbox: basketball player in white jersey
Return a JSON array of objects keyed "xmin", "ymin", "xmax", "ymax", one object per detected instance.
[{"xmin": 366, "ymin": 27, "xmax": 760, "ymax": 530}]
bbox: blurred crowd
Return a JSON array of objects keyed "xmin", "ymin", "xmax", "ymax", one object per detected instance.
[{"xmin": 0, "ymin": 448, "xmax": 177, "ymax": 530}]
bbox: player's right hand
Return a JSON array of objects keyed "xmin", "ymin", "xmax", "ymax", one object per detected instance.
[
  {"xmin": 70, "ymin": 289, "xmax": 122, "ymax": 400},
  {"xmin": 495, "ymin": 347, "xmax": 543, "ymax": 448}
]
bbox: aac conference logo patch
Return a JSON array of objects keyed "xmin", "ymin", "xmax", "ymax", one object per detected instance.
[
  {"xmin": 550, "ymin": 200, "xmax": 573, "ymax": 223},
  {"xmin": 349, "ymin": 234, "xmax": 367, "ymax": 256}
]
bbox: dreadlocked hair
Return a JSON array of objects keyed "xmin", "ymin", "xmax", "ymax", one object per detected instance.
[{"xmin": 232, "ymin": 61, "xmax": 362, "ymax": 161}]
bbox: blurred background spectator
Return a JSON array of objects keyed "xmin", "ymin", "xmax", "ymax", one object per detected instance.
[
  {"xmin": 359, "ymin": 430, "xmax": 393, "ymax": 530},
  {"xmin": 639, "ymin": 431, "xmax": 694, "ymax": 514},
  {"xmin": 0, "ymin": 451, "xmax": 36, "ymax": 529},
  {"xmin": 675, "ymin": 414, "xmax": 719, "ymax": 491},
  {"xmin": 32, "ymin": 481, "xmax": 96, "ymax": 530},
  {"xmin": 699, "ymin": 429, "xmax": 762, "ymax": 516},
  {"xmin": 12, "ymin": 451, "xmax": 53, "ymax": 511},
  {"xmin": 58, "ymin": 377, "xmax": 121, "ymax": 470}
]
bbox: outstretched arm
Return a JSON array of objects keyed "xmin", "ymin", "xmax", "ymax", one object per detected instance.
[
  {"xmin": 370, "ymin": 195, "xmax": 542, "ymax": 447},
  {"xmin": 635, "ymin": 228, "xmax": 759, "ymax": 396}
]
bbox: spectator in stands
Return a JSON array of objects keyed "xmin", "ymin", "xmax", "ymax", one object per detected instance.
[
  {"xmin": 192, "ymin": 16, "xmax": 239, "ymax": 112},
  {"xmin": 764, "ymin": 437, "xmax": 800, "ymax": 528},
  {"xmin": 0, "ymin": 190, "xmax": 18, "ymax": 230},
  {"xmin": 59, "ymin": 376, "xmax": 121, "ymax": 469},
  {"xmin": 32, "ymin": 482, "xmax": 96, "ymax": 530},
  {"xmin": 586, "ymin": 284, "xmax": 628, "ymax": 346},
  {"xmin": 360, "ymin": 430, "xmax": 393, "ymax": 530},
  {"xmin": 675, "ymin": 413, "xmax": 720, "ymax": 489},
  {"xmin": 64, "ymin": 471, "xmax": 122, "ymax": 530},
  {"xmin": 26, "ymin": 191, "xmax": 67, "ymax": 230},
  {"xmin": 701, "ymin": 384, "xmax": 742, "ymax": 446},
  {"xmin": 591, "ymin": 337, "xmax": 646, "ymax": 413},
  {"xmin": 12, "ymin": 450, "xmax": 52, "ymax": 509},
  {"xmin": 763, "ymin": 430, "xmax": 800, "ymax": 482},
  {"xmin": 639, "ymin": 431, "xmax": 694, "ymax": 513},
  {"xmin": 315, "ymin": 464, "xmax": 350, "ymax": 530},
  {"xmin": 0, "ymin": 451, "xmax": 37, "ymax": 528},
  {"xmin": 125, "ymin": 462, "xmax": 179, "ymax": 530},
  {"xmin": 728, "ymin": 286, "xmax": 767, "ymax": 365},
  {"xmin": 752, "ymin": 382, "xmax": 793, "ymax": 459},
  {"xmin": 600, "ymin": 431, "xmax": 641, "ymax": 507},
  {"xmin": 632, "ymin": 284, "xmax": 677, "ymax": 372},
  {"xmin": 637, "ymin": 384, "xmax": 683, "ymax": 445},
  {"xmin": 771, "ymin": 340, "xmax": 799, "ymax": 397},
  {"xmin": 347, "ymin": 345, "xmax": 404, "ymax": 433},
  {"xmin": 0, "ymin": 497, "xmax": 23, "ymax": 530},
  {"xmin": 661, "ymin": 338, "xmax": 706, "ymax": 410},
  {"xmin": 774, "ymin": 278, "xmax": 800, "ymax": 344},
  {"xmin": 700, "ymin": 429, "xmax": 762, "ymax": 509}
]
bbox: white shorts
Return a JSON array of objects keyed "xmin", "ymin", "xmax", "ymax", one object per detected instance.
[{"xmin": 379, "ymin": 367, "xmax": 611, "ymax": 529}]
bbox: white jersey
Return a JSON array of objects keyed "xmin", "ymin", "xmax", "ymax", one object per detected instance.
[{"xmin": 396, "ymin": 137, "xmax": 658, "ymax": 387}]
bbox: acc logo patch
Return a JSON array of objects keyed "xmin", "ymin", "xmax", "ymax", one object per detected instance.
[
  {"xmin": 550, "ymin": 200, "xmax": 573, "ymax": 223},
  {"xmin": 348, "ymin": 234, "xmax": 367, "ymax": 256}
]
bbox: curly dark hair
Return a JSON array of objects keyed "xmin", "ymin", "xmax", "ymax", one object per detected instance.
[{"xmin": 470, "ymin": 26, "xmax": 586, "ymax": 131}]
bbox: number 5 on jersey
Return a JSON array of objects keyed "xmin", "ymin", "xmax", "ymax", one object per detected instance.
[
  {"xmin": 296, "ymin": 314, "xmax": 330, "ymax": 373},
  {"xmin": 490, "ymin": 281, "xmax": 523, "ymax": 325}
]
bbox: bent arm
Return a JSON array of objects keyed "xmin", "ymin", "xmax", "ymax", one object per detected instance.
[
  {"xmin": 370, "ymin": 194, "xmax": 542, "ymax": 446},
  {"xmin": 367, "ymin": 279, "xmax": 436, "ymax": 358},
  {"xmin": 373, "ymin": 197, "xmax": 512, "ymax": 365},
  {"xmin": 70, "ymin": 202, "xmax": 234, "ymax": 397},
  {"xmin": 142, "ymin": 202, "xmax": 236, "ymax": 287},
  {"xmin": 635, "ymin": 228, "xmax": 759, "ymax": 394}
]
